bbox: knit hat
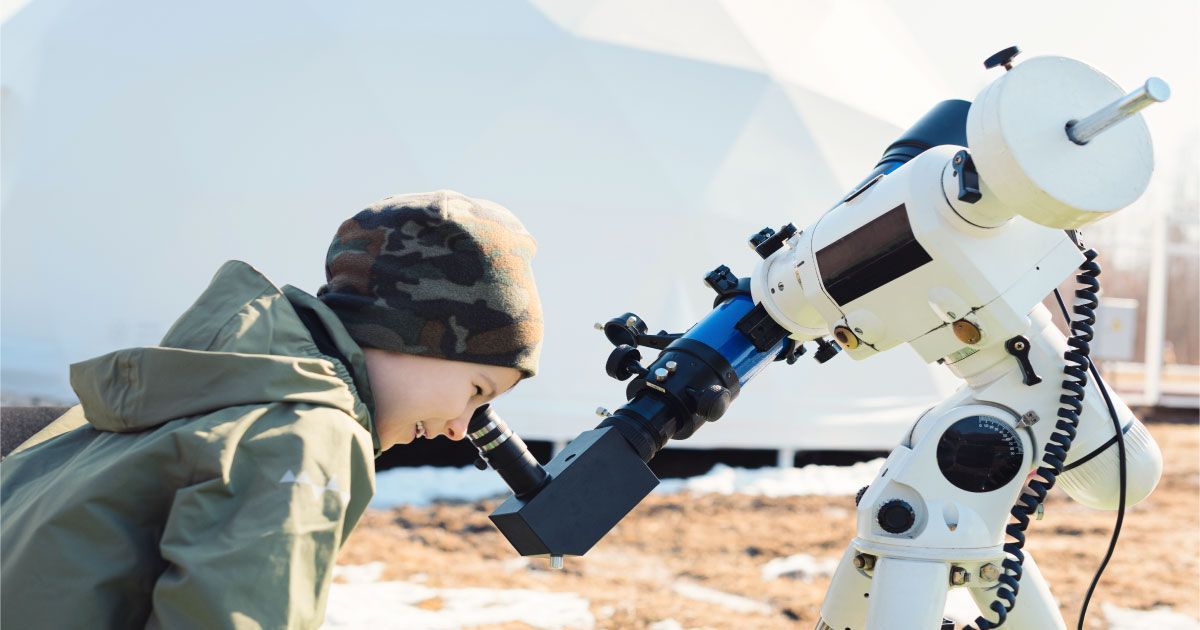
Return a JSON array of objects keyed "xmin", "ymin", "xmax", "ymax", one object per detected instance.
[{"xmin": 317, "ymin": 190, "xmax": 543, "ymax": 377}]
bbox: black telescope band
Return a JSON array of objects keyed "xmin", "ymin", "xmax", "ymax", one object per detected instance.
[
  {"xmin": 597, "ymin": 335, "xmax": 744, "ymax": 462},
  {"xmin": 467, "ymin": 405, "xmax": 549, "ymax": 500}
]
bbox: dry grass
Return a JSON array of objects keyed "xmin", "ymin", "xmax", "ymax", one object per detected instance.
[{"xmin": 339, "ymin": 423, "xmax": 1200, "ymax": 629}]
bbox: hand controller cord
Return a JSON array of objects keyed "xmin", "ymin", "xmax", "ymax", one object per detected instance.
[{"xmin": 968, "ymin": 246, "xmax": 1127, "ymax": 630}]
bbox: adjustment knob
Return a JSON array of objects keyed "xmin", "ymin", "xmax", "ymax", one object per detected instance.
[
  {"xmin": 748, "ymin": 227, "xmax": 775, "ymax": 250},
  {"xmin": 936, "ymin": 415, "xmax": 1024, "ymax": 492},
  {"xmin": 951, "ymin": 150, "xmax": 982, "ymax": 203},
  {"xmin": 605, "ymin": 345, "xmax": 644, "ymax": 381},
  {"xmin": 877, "ymin": 499, "xmax": 916, "ymax": 534},
  {"xmin": 983, "ymin": 45, "xmax": 1020, "ymax": 71},
  {"xmin": 854, "ymin": 485, "xmax": 869, "ymax": 506},
  {"xmin": 602, "ymin": 312, "xmax": 648, "ymax": 347},
  {"xmin": 813, "ymin": 337, "xmax": 841, "ymax": 363},
  {"xmin": 752, "ymin": 223, "xmax": 798, "ymax": 259},
  {"xmin": 704, "ymin": 265, "xmax": 739, "ymax": 295},
  {"xmin": 694, "ymin": 384, "xmax": 732, "ymax": 422}
]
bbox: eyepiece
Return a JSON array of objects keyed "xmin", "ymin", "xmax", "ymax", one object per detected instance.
[{"xmin": 467, "ymin": 405, "xmax": 549, "ymax": 499}]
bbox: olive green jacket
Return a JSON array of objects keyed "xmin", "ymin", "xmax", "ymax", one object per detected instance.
[{"xmin": 1, "ymin": 261, "xmax": 380, "ymax": 629}]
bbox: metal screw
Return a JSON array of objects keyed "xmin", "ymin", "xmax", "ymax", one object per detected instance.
[
  {"xmin": 953, "ymin": 154, "xmax": 963, "ymax": 165},
  {"xmin": 1014, "ymin": 341, "xmax": 1026, "ymax": 351},
  {"xmin": 626, "ymin": 316, "xmax": 638, "ymax": 328},
  {"xmin": 949, "ymin": 566, "xmax": 969, "ymax": 586},
  {"xmin": 851, "ymin": 553, "xmax": 876, "ymax": 571},
  {"xmin": 654, "ymin": 368, "xmax": 669, "ymax": 382},
  {"xmin": 777, "ymin": 282, "xmax": 785, "ymax": 291},
  {"xmin": 979, "ymin": 564, "xmax": 1000, "ymax": 581},
  {"xmin": 1016, "ymin": 410, "xmax": 1040, "ymax": 428},
  {"xmin": 594, "ymin": 322, "xmax": 604, "ymax": 330},
  {"xmin": 550, "ymin": 555, "xmax": 564, "ymax": 570},
  {"xmin": 953, "ymin": 319, "xmax": 983, "ymax": 345},
  {"xmin": 595, "ymin": 407, "xmax": 611, "ymax": 418},
  {"xmin": 665, "ymin": 361, "xmax": 678, "ymax": 373}
]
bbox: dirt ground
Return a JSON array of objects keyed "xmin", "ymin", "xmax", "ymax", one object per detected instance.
[{"xmin": 339, "ymin": 423, "xmax": 1200, "ymax": 629}]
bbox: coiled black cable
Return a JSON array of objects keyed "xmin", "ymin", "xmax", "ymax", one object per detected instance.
[
  {"xmin": 967, "ymin": 248, "xmax": 1099, "ymax": 630},
  {"xmin": 1057, "ymin": 280, "xmax": 1128, "ymax": 630}
]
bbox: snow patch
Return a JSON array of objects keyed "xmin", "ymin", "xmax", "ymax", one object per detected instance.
[
  {"xmin": 370, "ymin": 460, "xmax": 885, "ymax": 508},
  {"xmin": 371, "ymin": 465, "xmax": 512, "ymax": 508},
  {"xmin": 502, "ymin": 557, "xmax": 531, "ymax": 572},
  {"xmin": 1104, "ymin": 603, "xmax": 1200, "ymax": 629},
  {"xmin": 761, "ymin": 554, "xmax": 840, "ymax": 581},
  {"xmin": 656, "ymin": 460, "xmax": 884, "ymax": 497},
  {"xmin": 324, "ymin": 565, "xmax": 594, "ymax": 630},
  {"xmin": 332, "ymin": 561, "xmax": 384, "ymax": 583},
  {"xmin": 670, "ymin": 581, "xmax": 771, "ymax": 614}
]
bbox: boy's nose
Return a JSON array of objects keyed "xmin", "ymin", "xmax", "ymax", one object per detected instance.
[{"xmin": 444, "ymin": 414, "xmax": 470, "ymax": 441}]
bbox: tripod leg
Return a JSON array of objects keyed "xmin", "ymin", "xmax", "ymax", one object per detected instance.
[
  {"xmin": 865, "ymin": 557, "xmax": 949, "ymax": 630},
  {"xmin": 968, "ymin": 552, "xmax": 1066, "ymax": 629},
  {"xmin": 816, "ymin": 545, "xmax": 870, "ymax": 629}
]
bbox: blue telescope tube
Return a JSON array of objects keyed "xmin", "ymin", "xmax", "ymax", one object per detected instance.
[
  {"xmin": 683, "ymin": 293, "xmax": 787, "ymax": 387},
  {"xmin": 601, "ymin": 292, "xmax": 789, "ymax": 461}
]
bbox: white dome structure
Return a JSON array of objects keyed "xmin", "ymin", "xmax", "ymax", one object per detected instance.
[{"xmin": 1, "ymin": 0, "xmax": 968, "ymax": 450}]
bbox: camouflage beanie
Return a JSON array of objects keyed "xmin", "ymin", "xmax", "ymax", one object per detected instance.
[{"xmin": 317, "ymin": 190, "xmax": 543, "ymax": 377}]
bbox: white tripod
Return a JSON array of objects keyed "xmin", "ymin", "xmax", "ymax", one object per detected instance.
[{"xmin": 744, "ymin": 50, "xmax": 1169, "ymax": 628}]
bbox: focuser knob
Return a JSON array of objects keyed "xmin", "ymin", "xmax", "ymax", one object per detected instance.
[
  {"xmin": 693, "ymin": 384, "xmax": 732, "ymax": 422},
  {"xmin": 605, "ymin": 345, "xmax": 645, "ymax": 381}
]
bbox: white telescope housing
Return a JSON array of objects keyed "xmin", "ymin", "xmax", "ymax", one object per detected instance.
[{"xmin": 752, "ymin": 51, "xmax": 1167, "ymax": 629}]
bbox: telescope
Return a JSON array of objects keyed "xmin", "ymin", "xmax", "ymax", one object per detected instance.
[{"xmin": 469, "ymin": 46, "xmax": 1168, "ymax": 629}]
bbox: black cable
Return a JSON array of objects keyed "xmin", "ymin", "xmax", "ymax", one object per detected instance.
[
  {"xmin": 1054, "ymin": 285, "xmax": 1128, "ymax": 630},
  {"xmin": 966, "ymin": 249, "xmax": 1100, "ymax": 630}
]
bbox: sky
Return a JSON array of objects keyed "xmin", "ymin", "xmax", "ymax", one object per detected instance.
[{"xmin": 1, "ymin": 0, "xmax": 1196, "ymax": 420}]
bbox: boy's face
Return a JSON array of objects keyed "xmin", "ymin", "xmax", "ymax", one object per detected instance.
[{"xmin": 363, "ymin": 349, "xmax": 523, "ymax": 450}]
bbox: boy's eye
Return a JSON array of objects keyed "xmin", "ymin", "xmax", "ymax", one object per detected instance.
[{"xmin": 474, "ymin": 385, "xmax": 484, "ymax": 397}]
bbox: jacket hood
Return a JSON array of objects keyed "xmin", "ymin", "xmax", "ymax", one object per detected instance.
[{"xmin": 70, "ymin": 261, "xmax": 376, "ymax": 441}]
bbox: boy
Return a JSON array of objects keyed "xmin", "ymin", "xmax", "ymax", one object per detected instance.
[{"xmin": 0, "ymin": 190, "xmax": 543, "ymax": 628}]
